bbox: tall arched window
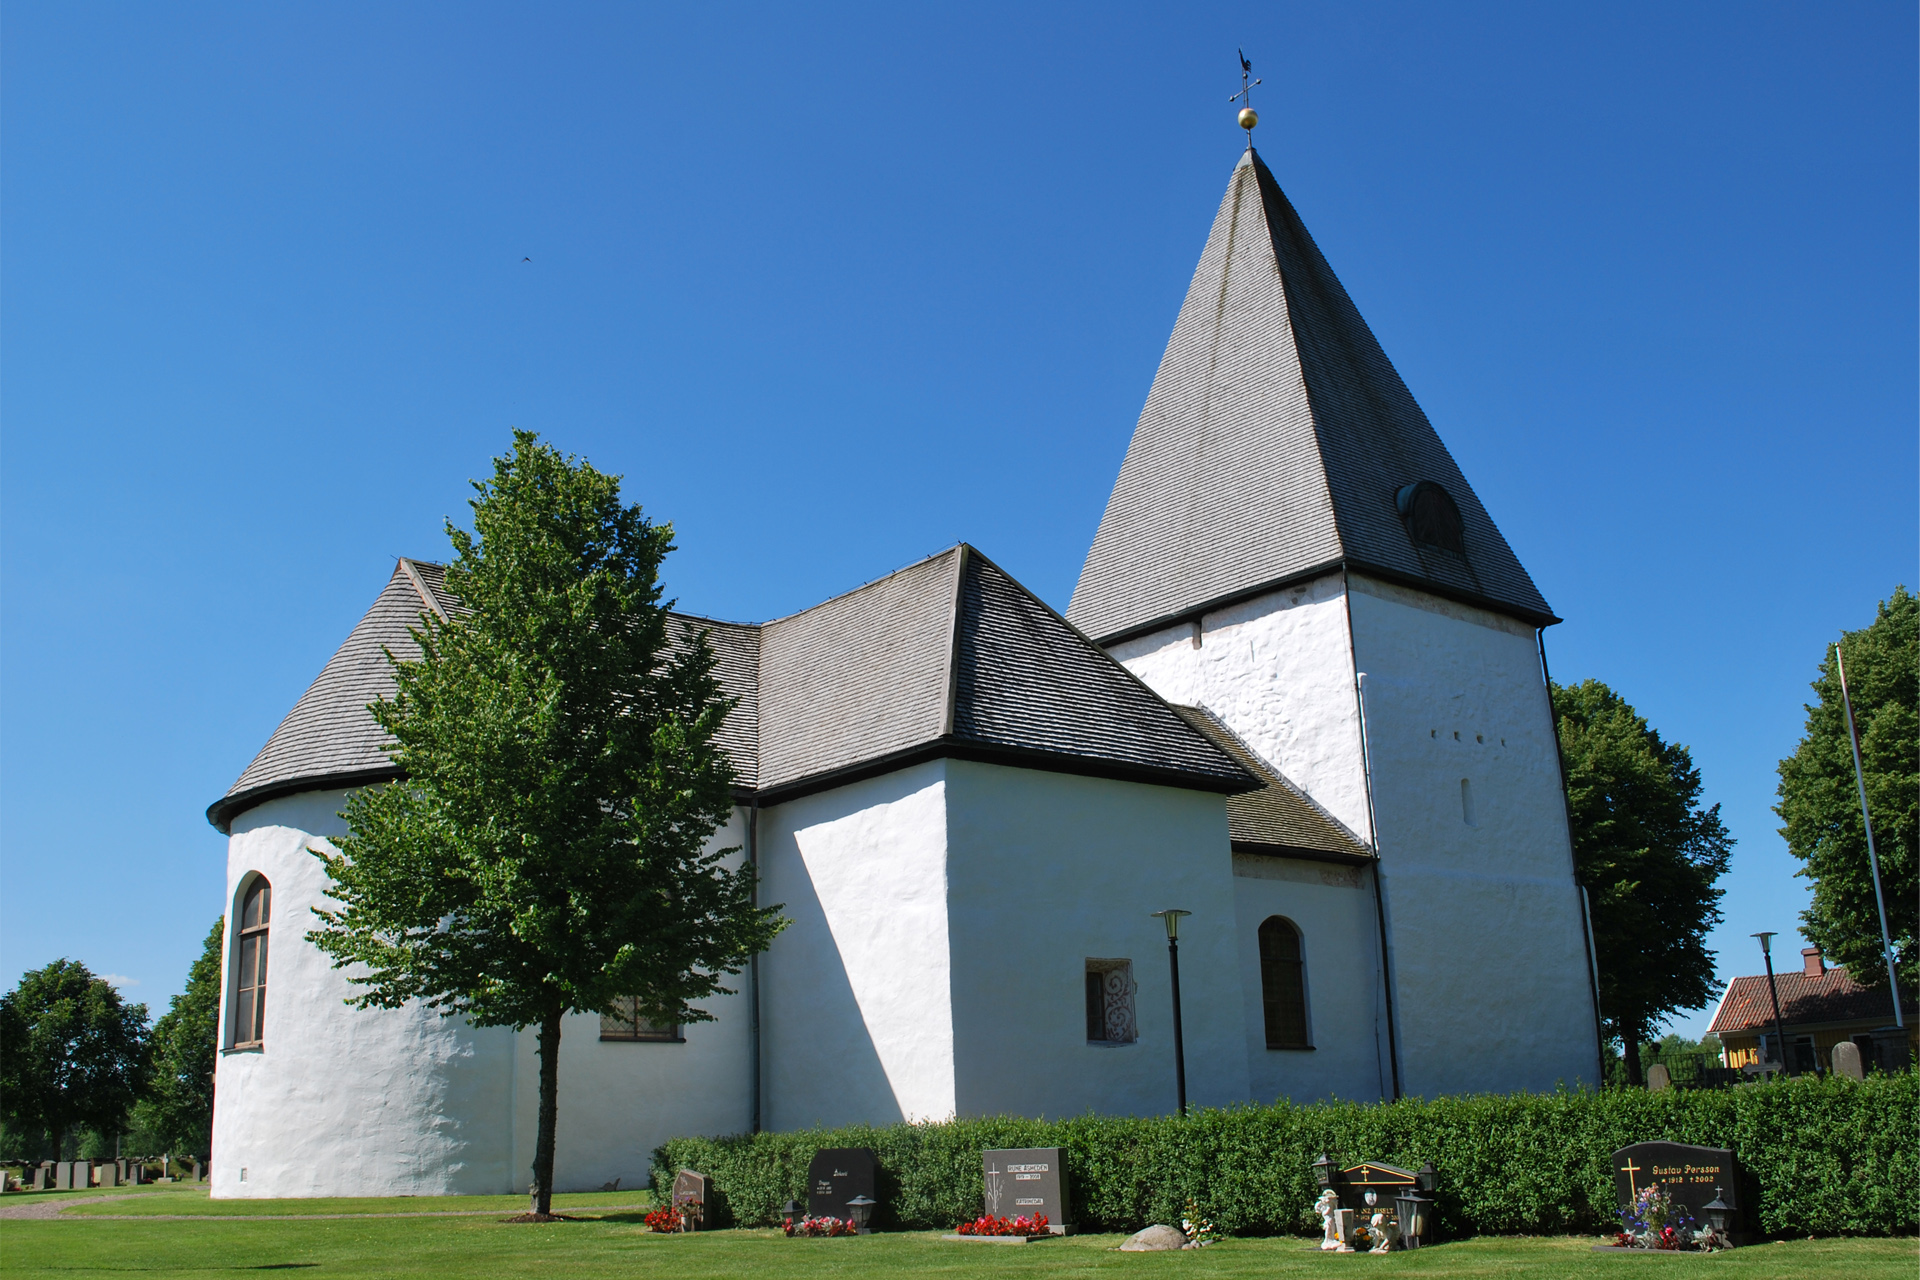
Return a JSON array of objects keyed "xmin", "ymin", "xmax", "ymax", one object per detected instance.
[
  {"xmin": 1258, "ymin": 916, "xmax": 1310, "ymax": 1050},
  {"xmin": 233, "ymin": 877, "xmax": 271, "ymax": 1048}
]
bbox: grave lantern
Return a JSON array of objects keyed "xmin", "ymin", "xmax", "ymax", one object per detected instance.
[
  {"xmin": 1393, "ymin": 1190, "xmax": 1431, "ymax": 1248},
  {"xmin": 1311, "ymin": 1152, "xmax": 1335, "ymax": 1190},
  {"xmin": 1701, "ymin": 1189, "xmax": 1733, "ymax": 1239},
  {"xmin": 844, "ymin": 1195, "xmax": 876, "ymax": 1234},
  {"xmin": 1415, "ymin": 1161, "xmax": 1438, "ymax": 1194},
  {"xmin": 782, "ymin": 1198, "xmax": 802, "ymax": 1221}
]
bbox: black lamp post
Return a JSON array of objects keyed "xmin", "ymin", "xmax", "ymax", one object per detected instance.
[
  {"xmin": 1700, "ymin": 1188, "xmax": 1733, "ymax": 1242},
  {"xmin": 1151, "ymin": 909, "xmax": 1191, "ymax": 1116},
  {"xmin": 1751, "ymin": 932, "xmax": 1793, "ymax": 1077}
]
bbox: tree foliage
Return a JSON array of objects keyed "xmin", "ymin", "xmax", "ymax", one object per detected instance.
[
  {"xmin": 1776, "ymin": 586, "xmax": 1917, "ymax": 998},
  {"xmin": 131, "ymin": 919, "xmax": 224, "ymax": 1156},
  {"xmin": 1553, "ymin": 679, "xmax": 1732, "ymax": 1085},
  {"xmin": 307, "ymin": 431, "xmax": 785, "ymax": 1214},
  {"xmin": 0, "ymin": 960, "xmax": 150, "ymax": 1159}
]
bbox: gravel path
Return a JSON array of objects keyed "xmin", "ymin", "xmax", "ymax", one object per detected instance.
[
  {"xmin": 0, "ymin": 1193, "xmax": 148, "ymax": 1221},
  {"xmin": 1, "ymin": 1197, "xmax": 652, "ymax": 1223}
]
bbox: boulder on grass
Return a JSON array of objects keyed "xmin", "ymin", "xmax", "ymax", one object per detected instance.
[{"xmin": 1119, "ymin": 1224, "xmax": 1189, "ymax": 1251}]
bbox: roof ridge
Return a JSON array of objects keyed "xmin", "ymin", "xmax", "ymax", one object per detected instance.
[
  {"xmin": 1181, "ymin": 703, "xmax": 1370, "ymax": 851},
  {"xmin": 397, "ymin": 557, "xmax": 450, "ymax": 622},
  {"xmin": 758, "ymin": 544, "xmax": 966, "ymax": 630}
]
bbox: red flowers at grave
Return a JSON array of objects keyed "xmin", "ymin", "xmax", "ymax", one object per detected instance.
[
  {"xmin": 955, "ymin": 1213, "xmax": 1050, "ymax": 1237},
  {"xmin": 643, "ymin": 1205, "xmax": 683, "ymax": 1233},
  {"xmin": 783, "ymin": 1215, "xmax": 858, "ymax": 1237}
]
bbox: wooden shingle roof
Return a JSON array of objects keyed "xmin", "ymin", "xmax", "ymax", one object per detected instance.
[
  {"xmin": 210, "ymin": 547, "xmax": 1255, "ymax": 830},
  {"xmin": 1068, "ymin": 147, "xmax": 1555, "ymax": 645}
]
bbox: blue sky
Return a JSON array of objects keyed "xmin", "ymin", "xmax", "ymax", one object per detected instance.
[{"xmin": 3, "ymin": 3, "xmax": 1913, "ymax": 1045}]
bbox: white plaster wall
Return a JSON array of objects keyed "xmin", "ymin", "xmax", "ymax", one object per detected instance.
[
  {"xmin": 1231, "ymin": 856, "xmax": 1390, "ymax": 1103},
  {"xmin": 515, "ymin": 806, "xmax": 757, "ymax": 1193},
  {"xmin": 1107, "ymin": 573, "xmax": 1371, "ymax": 841},
  {"xmin": 212, "ymin": 793, "xmax": 757, "ymax": 1198},
  {"xmin": 943, "ymin": 761, "xmax": 1251, "ymax": 1118},
  {"xmin": 212, "ymin": 790, "xmax": 515, "ymax": 1198},
  {"xmin": 759, "ymin": 763, "xmax": 955, "ymax": 1129},
  {"xmin": 1347, "ymin": 575, "xmax": 1599, "ymax": 1095}
]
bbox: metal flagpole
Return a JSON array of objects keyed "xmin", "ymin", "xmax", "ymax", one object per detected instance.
[{"xmin": 1834, "ymin": 641, "xmax": 1904, "ymax": 1029}]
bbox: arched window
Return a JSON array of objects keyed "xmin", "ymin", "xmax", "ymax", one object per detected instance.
[
  {"xmin": 1258, "ymin": 916, "xmax": 1310, "ymax": 1049},
  {"xmin": 233, "ymin": 877, "xmax": 271, "ymax": 1048},
  {"xmin": 1396, "ymin": 481, "xmax": 1466, "ymax": 555}
]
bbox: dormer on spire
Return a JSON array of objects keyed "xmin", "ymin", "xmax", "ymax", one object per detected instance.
[{"xmin": 1068, "ymin": 148, "xmax": 1555, "ymax": 644}]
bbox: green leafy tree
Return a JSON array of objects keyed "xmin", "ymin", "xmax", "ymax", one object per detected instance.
[
  {"xmin": 130, "ymin": 919, "xmax": 224, "ymax": 1156},
  {"xmin": 1553, "ymin": 679, "xmax": 1732, "ymax": 1086},
  {"xmin": 0, "ymin": 960, "xmax": 150, "ymax": 1159},
  {"xmin": 1777, "ymin": 586, "xmax": 1917, "ymax": 1000},
  {"xmin": 307, "ymin": 431, "xmax": 785, "ymax": 1217}
]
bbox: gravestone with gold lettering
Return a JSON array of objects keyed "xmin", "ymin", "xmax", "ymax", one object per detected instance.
[{"xmin": 1612, "ymin": 1142, "xmax": 1741, "ymax": 1241}]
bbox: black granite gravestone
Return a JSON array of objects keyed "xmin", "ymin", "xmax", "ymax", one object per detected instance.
[
  {"xmin": 1612, "ymin": 1142, "xmax": 1740, "ymax": 1236},
  {"xmin": 982, "ymin": 1147, "xmax": 1073, "ymax": 1232},
  {"xmin": 806, "ymin": 1148, "xmax": 876, "ymax": 1222}
]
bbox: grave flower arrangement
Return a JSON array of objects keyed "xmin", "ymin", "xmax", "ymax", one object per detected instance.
[
  {"xmin": 643, "ymin": 1205, "xmax": 683, "ymax": 1233},
  {"xmin": 954, "ymin": 1213, "xmax": 1050, "ymax": 1237},
  {"xmin": 1611, "ymin": 1185, "xmax": 1723, "ymax": 1252},
  {"xmin": 784, "ymin": 1214, "xmax": 858, "ymax": 1237},
  {"xmin": 1181, "ymin": 1199, "xmax": 1220, "ymax": 1248}
]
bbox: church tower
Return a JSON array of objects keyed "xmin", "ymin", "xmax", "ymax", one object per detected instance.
[{"xmin": 1069, "ymin": 145, "xmax": 1601, "ymax": 1096}]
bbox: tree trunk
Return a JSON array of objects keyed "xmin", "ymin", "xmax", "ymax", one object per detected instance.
[
  {"xmin": 48, "ymin": 1123, "xmax": 65, "ymax": 1165},
  {"xmin": 531, "ymin": 1006, "xmax": 563, "ymax": 1217},
  {"xmin": 1621, "ymin": 1024, "xmax": 1645, "ymax": 1088}
]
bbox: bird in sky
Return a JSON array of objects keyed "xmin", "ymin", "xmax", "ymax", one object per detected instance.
[{"xmin": 522, "ymin": 257, "xmax": 531, "ymax": 262}]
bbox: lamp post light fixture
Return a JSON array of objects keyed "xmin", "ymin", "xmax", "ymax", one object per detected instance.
[
  {"xmin": 1751, "ymin": 932, "xmax": 1794, "ymax": 1077},
  {"xmin": 1393, "ymin": 1190, "xmax": 1432, "ymax": 1249},
  {"xmin": 844, "ymin": 1195, "xmax": 876, "ymax": 1234},
  {"xmin": 1700, "ymin": 1188, "xmax": 1733, "ymax": 1243},
  {"xmin": 1151, "ymin": 909, "xmax": 1192, "ymax": 1116}
]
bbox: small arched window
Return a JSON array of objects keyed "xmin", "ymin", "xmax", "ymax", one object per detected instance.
[
  {"xmin": 233, "ymin": 878, "xmax": 271, "ymax": 1047},
  {"xmin": 1396, "ymin": 481, "xmax": 1466, "ymax": 555},
  {"xmin": 1258, "ymin": 916, "xmax": 1310, "ymax": 1050}
]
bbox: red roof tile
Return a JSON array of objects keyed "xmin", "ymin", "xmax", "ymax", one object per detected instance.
[{"xmin": 1709, "ymin": 966, "xmax": 1915, "ymax": 1035}]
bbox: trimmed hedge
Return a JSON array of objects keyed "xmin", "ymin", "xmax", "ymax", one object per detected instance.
[{"xmin": 654, "ymin": 1073, "xmax": 1917, "ymax": 1239}]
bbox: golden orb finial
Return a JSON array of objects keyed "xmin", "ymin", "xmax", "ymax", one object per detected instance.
[{"xmin": 1238, "ymin": 107, "xmax": 1258, "ymax": 132}]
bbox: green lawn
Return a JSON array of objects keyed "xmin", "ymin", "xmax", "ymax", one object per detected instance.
[{"xmin": 2, "ymin": 1200, "xmax": 1913, "ymax": 1280}]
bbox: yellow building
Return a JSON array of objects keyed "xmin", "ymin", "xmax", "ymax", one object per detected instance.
[{"xmin": 1709, "ymin": 948, "xmax": 1916, "ymax": 1074}]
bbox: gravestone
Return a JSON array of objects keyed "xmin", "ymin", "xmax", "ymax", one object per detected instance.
[
  {"xmin": 1645, "ymin": 1063, "xmax": 1671, "ymax": 1092},
  {"xmin": 982, "ymin": 1147, "xmax": 1073, "ymax": 1233},
  {"xmin": 98, "ymin": 1162, "xmax": 119, "ymax": 1188},
  {"xmin": 806, "ymin": 1148, "xmax": 876, "ymax": 1223},
  {"xmin": 1831, "ymin": 1040, "xmax": 1865, "ymax": 1080},
  {"xmin": 54, "ymin": 1162, "xmax": 78, "ymax": 1191},
  {"xmin": 1612, "ymin": 1142, "xmax": 1740, "ymax": 1239},
  {"xmin": 30, "ymin": 1165, "xmax": 48, "ymax": 1191},
  {"xmin": 671, "ymin": 1169, "xmax": 707, "ymax": 1229}
]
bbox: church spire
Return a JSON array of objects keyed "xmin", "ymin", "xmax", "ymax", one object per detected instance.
[{"xmin": 1067, "ymin": 148, "xmax": 1555, "ymax": 644}]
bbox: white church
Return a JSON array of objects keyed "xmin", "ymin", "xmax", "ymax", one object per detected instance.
[{"xmin": 206, "ymin": 145, "xmax": 1602, "ymax": 1198}]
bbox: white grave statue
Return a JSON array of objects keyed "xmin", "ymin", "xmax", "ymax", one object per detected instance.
[{"xmin": 1315, "ymin": 1189, "xmax": 1343, "ymax": 1250}]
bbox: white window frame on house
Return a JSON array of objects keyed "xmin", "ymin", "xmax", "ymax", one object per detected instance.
[{"xmin": 1084, "ymin": 959, "xmax": 1137, "ymax": 1045}]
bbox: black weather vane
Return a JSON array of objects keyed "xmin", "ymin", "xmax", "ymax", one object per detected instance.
[{"xmin": 1231, "ymin": 49, "xmax": 1261, "ymax": 143}]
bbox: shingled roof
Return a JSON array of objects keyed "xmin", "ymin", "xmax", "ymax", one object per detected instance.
[
  {"xmin": 210, "ymin": 546, "xmax": 1254, "ymax": 830},
  {"xmin": 1708, "ymin": 965, "xmax": 1915, "ymax": 1036},
  {"xmin": 1068, "ymin": 147, "xmax": 1555, "ymax": 644},
  {"xmin": 1173, "ymin": 706, "xmax": 1371, "ymax": 864}
]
